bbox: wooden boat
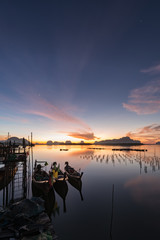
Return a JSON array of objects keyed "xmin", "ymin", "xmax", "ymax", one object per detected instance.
[
  {"xmin": 50, "ymin": 162, "xmax": 68, "ymax": 182},
  {"xmin": 32, "ymin": 160, "xmax": 51, "ymax": 194},
  {"xmin": 50, "ymin": 162, "xmax": 68, "ymax": 212},
  {"xmin": 64, "ymin": 162, "xmax": 83, "ymax": 179}
]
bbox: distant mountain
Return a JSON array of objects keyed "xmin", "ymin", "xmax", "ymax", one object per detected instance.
[
  {"xmin": 46, "ymin": 140, "xmax": 53, "ymax": 145},
  {"xmin": 7, "ymin": 137, "xmax": 30, "ymax": 145},
  {"xmin": 94, "ymin": 137, "xmax": 142, "ymax": 145},
  {"xmin": 156, "ymin": 141, "xmax": 160, "ymax": 145}
]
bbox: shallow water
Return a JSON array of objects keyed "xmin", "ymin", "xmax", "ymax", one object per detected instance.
[{"xmin": 1, "ymin": 144, "xmax": 160, "ymax": 239}]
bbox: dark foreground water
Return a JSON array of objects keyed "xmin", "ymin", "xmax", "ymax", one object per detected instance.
[{"xmin": 1, "ymin": 144, "xmax": 160, "ymax": 240}]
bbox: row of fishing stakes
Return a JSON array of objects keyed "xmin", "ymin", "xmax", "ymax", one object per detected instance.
[{"xmin": 80, "ymin": 153, "xmax": 160, "ymax": 174}]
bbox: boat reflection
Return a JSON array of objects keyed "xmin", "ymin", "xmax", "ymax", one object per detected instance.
[
  {"xmin": 32, "ymin": 183, "xmax": 56, "ymax": 219},
  {"xmin": 52, "ymin": 200, "xmax": 60, "ymax": 217},
  {"xmin": 68, "ymin": 178, "xmax": 83, "ymax": 201},
  {"xmin": 53, "ymin": 180, "xmax": 68, "ymax": 213}
]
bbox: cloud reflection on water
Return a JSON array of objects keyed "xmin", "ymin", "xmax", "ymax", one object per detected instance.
[{"xmin": 125, "ymin": 176, "xmax": 160, "ymax": 210}]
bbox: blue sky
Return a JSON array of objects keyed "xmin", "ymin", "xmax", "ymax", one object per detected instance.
[{"xmin": 0, "ymin": 0, "xmax": 160, "ymax": 143}]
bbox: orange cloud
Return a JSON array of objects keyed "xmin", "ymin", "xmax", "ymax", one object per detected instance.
[
  {"xmin": 123, "ymin": 80, "xmax": 160, "ymax": 114},
  {"xmin": 67, "ymin": 131, "xmax": 97, "ymax": 140},
  {"xmin": 0, "ymin": 135, "xmax": 7, "ymax": 141},
  {"xmin": 126, "ymin": 124, "xmax": 160, "ymax": 144}
]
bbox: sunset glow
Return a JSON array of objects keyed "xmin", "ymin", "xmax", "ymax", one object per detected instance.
[{"xmin": 0, "ymin": 1, "xmax": 160, "ymax": 144}]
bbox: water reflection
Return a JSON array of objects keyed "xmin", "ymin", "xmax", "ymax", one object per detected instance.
[
  {"xmin": 68, "ymin": 178, "xmax": 83, "ymax": 201},
  {"xmin": 80, "ymin": 151, "xmax": 160, "ymax": 174},
  {"xmin": 0, "ymin": 157, "xmax": 29, "ymax": 207},
  {"xmin": 1, "ymin": 145, "xmax": 160, "ymax": 239},
  {"xmin": 32, "ymin": 183, "xmax": 55, "ymax": 218},
  {"xmin": 0, "ymin": 162, "xmax": 18, "ymax": 191},
  {"xmin": 53, "ymin": 181, "xmax": 68, "ymax": 213},
  {"xmin": 125, "ymin": 176, "xmax": 160, "ymax": 209}
]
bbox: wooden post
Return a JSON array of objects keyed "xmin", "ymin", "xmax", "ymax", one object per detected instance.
[
  {"xmin": 109, "ymin": 184, "xmax": 114, "ymax": 240},
  {"xmin": 31, "ymin": 132, "xmax": 33, "ymax": 146},
  {"xmin": 23, "ymin": 138, "xmax": 26, "ymax": 153},
  {"xmin": 23, "ymin": 157, "xmax": 27, "ymax": 199},
  {"xmin": 28, "ymin": 136, "xmax": 30, "ymax": 146},
  {"xmin": 7, "ymin": 132, "xmax": 9, "ymax": 146}
]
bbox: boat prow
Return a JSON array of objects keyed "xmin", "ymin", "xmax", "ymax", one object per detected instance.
[{"xmin": 64, "ymin": 162, "xmax": 83, "ymax": 180}]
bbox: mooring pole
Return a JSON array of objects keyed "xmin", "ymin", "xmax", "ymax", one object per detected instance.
[{"xmin": 109, "ymin": 184, "xmax": 114, "ymax": 240}]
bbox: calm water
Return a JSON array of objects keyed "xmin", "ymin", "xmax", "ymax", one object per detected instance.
[{"xmin": 1, "ymin": 144, "xmax": 160, "ymax": 240}]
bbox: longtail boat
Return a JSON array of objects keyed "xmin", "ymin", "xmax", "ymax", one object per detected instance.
[
  {"xmin": 64, "ymin": 162, "xmax": 83, "ymax": 180},
  {"xmin": 50, "ymin": 162, "xmax": 68, "ymax": 182},
  {"xmin": 32, "ymin": 160, "xmax": 52, "ymax": 194}
]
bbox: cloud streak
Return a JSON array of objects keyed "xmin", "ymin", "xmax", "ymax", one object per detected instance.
[
  {"xmin": 126, "ymin": 124, "xmax": 160, "ymax": 144},
  {"xmin": 67, "ymin": 131, "xmax": 97, "ymax": 140},
  {"xmin": 0, "ymin": 91, "xmax": 96, "ymax": 140},
  {"xmin": 0, "ymin": 115, "xmax": 29, "ymax": 123},
  {"xmin": 25, "ymin": 96, "xmax": 91, "ymax": 131},
  {"xmin": 123, "ymin": 80, "xmax": 160, "ymax": 114},
  {"xmin": 141, "ymin": 64, "xmax": 160, "ymax": 74}
]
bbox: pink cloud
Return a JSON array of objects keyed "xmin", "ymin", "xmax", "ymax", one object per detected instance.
[
  {"xmin": 0, "ymin": 116, "xmax": 13, "ymax": 121},
  {"xmin": 125, "ymin": 176, "xmax": 160, "ymax": 209},
  {"xmin": 123, "ymin": 80, "xmax": 160, "ymax": 114},
  {"xmin": 0, "ymin": 115, "xmax": 29, "ymax": 124},
  {"xmin": 25, "ymin": 96, "xmax": 91, "ymax": 131},
  {"xmin": 0, "ymin": 92, "xmax": 92, "ymax": 132},
  {"xmin": 138, "ymin": 124, "xmax": 160, "ymax": 134},
  {"xmin": 0, "ymin": 91, "xmax": 96, "ymax": 139},
  {"xmin": 141, "ymin": 64, "xmax": 160, "ymax": 74},
  {"xmin": 126, "ymin": 124, "xmax": 160, "ymax": 144}
]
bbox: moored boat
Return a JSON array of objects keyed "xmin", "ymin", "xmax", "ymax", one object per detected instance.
[
  {"xmin": 64, "ymin": 162, "xmax": 83, "ymax": 179},
  {"xmin": 50, "ymin": 162, "xmax": 68, "ymax": 182},
  {"xmin": 32, "ymin": 160, "xmax": 52, "ymax": 194}
]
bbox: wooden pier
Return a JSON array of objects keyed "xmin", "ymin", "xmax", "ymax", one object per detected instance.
[{"xmin": 0, "ymin": 144, "xmax": 32, "ymax": 207}]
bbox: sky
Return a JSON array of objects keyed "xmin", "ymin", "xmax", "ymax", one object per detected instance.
[{"xmin": 0, "ymin": 0, "xmax": 160, "ymax": 144}]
